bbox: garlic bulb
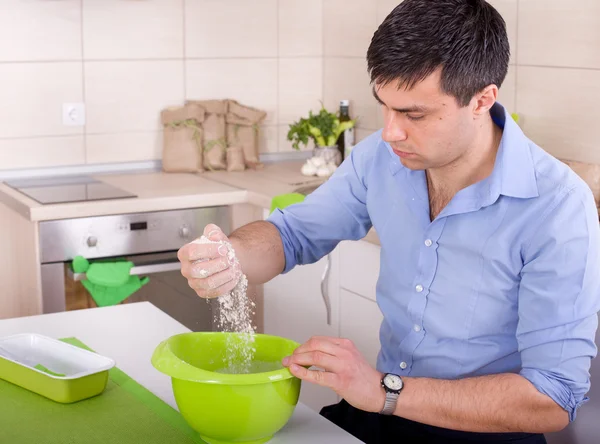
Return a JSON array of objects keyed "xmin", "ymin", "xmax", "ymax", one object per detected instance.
[
  {"xmin": 316, "ymin": 166, "xmax": 331, "ymax": 178},
  {"xmin": 309, "ymin": 156, "xmax": 326, "ymax": 168},
  {"xmin": 301, "ymin": 162, "xmax": 318, "ymax": 176}
]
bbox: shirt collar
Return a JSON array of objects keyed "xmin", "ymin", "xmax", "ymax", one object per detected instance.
[
  {"xmin": 488, "ymin": 103, "xmax": 539, "ymax": 199},
  {"xmin": 386, "ymin": 102, "xmax": 539, "ymax": 200}
]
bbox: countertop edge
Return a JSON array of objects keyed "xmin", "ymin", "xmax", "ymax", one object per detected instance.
[
  {"xmin": 0, "ymin": 183, "xmax": 35, "ymax": 221},
  {"xmin": 27, "ymin": 190, "xmax": 250, "ymax": 222}
]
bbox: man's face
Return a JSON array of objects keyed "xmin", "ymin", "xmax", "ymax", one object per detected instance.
[{"xmin": 374, "ymin": 70, "xmax": 477, "ymax": 171}]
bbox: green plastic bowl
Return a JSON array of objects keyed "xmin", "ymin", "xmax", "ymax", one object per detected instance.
[{"xmin": 151, "ymin": 332, "xmax": 301, "ymax": 444}]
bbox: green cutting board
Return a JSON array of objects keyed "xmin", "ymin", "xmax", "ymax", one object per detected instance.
[{"xmin": 0, "ymin": 338, "xmax": 205, "ymax": 444}]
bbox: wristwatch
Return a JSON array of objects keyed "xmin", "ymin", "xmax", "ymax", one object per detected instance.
[{"xmin": 380, "ymin": 373, "xmax": 403, "ymax": 415}]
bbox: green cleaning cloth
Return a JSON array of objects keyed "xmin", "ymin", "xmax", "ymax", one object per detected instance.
[
  {"xmin": 270, "ymin": 192, "xmax": 306, "ymax": 215},
  {"xmin": 0, "ymin": 338, "xmax": 204, "ymax": 444},
  {"xmin": 72, "ymin": 256, "xmax": 149, "ymax": 307}
]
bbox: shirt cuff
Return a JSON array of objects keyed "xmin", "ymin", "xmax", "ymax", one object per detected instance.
[
  {"xmin": 266, "ymin": 209, "xmax": 296, "ymax": 274},
  {"xmin": 520, "ymin": 368, "xmax": 588, "ymax": 422}
]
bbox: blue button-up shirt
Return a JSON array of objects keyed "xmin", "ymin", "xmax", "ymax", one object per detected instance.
[{"xmin": 268, "ymin": 104, "xmax": 600, "ymax": 421}]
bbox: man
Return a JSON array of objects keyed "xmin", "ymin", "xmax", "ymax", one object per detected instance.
[{"xmin": 178, "ymin": 0, "xmax": 600, "ymax": 442}]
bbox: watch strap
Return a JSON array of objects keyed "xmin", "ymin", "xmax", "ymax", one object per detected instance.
[{"xmin": 380, "ymin": 391, "xmax": 399, "ymax": 415}]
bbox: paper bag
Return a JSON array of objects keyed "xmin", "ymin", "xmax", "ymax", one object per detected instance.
[
  {"xmin": 226, "ymin": 100, "xmax": 267, "ymax": 169},
  {"xmin": 160, "ymin": 104, "xmax": 205, "ymax": 173},
  {"xmin": 187, "ymin": 99, "xmax": 228, "ymax": 170}
]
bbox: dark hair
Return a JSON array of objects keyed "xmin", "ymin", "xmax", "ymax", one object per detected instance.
[{"xmin": 367, "ymin": 0, "xmax": 510, "ymax": 107}]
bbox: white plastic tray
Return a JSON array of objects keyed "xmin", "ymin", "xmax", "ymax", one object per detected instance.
[{"xmin": 0, "ymin": 333, "xmax": 115, "ymax": 379}]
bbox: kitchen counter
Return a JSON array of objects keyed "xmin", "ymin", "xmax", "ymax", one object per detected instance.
[
  {"xmin": 0, "ymin": 162, "xmax": 316, "ymax": 222},
  {"xmin": 0, "ymin": 170, "xmax": 246, "ymax": 222},
  {"xmin": 0, "ymin": 161, "xmax": 380, "ymax": 245},
  {"xmin": 0, "ymin": 302, "xmax": 362, "ymax": 444}
]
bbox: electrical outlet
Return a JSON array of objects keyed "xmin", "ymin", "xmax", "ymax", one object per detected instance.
[{"xmin": 62, "ymin": 103, "xmax": 86, "ymax": 126}]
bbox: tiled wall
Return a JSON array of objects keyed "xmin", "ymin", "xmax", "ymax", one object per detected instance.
[
  {"xmin": 325, "ymin": 0, "xmax": 600, "ymax": 165},
  {"xmin": 0, "ymin": 0, "xmax": 324, "ymax": 171},
  {"xmin": 2, "ymin": 1, "xmax": 598, "ymax": 172},
  {"xmin": 322, "ymin": 0, "xmax": 398, "ymax": 144}
]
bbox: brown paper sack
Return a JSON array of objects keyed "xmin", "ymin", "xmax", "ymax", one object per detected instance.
[
  {"xmin": 187, "ymin": 100, "xmax": 228, "ymax": 171},
  {"xmin": 228, "ymin": 100, "xmax": 267, "ymax": 122},
  {"xmin": 226, "ymin": 146, "xmax": 245, "ymax": 172},
  {"xmin": 226, "ymin": 100, "xmax": 267, "ymax": 169},
  {"xmin": 161, "ymin": 104, "xmax": 205, "ymax": 173}
]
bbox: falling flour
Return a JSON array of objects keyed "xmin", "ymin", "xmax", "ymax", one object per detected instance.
[{"xmin": 192, "ymin": 235, "xmax": 256, "ymax": 374}]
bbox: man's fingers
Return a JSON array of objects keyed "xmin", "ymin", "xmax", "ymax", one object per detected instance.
[
  {"xmin": 188, "ymin": 267, "xmax": 239, "ymax": 292},
  {"xmin": 203, "ymin": 224, "xmax": 229, "ymax": 242},
  {"xmin": 308, "ymin": 336, "xmax": 347, "ymax": 346},
  {"xmin": 178, "ymin": 223, "xmax": 238, "ymax": 300},
  {"xmin": 181, "ymin": 256, "xmax": 230, "ymax": 279},
  {"xmin": 293, "ymin": 336, "xmax": 344, "ymax": 357},
  {"xmin": 284, "ymin": 351, "xmax": 343, "ymax": 374},
  {"xmin": 305, "ymin": 336, "xmax": 356, "ymax": 351},
  {"xmin": 288, "ymin": 364, "xmax": 338, "ymax": 389},
  {"xmin": 180, "ymin": 242, "xmax": 229, "ymax": 262},
  {"xmin": 192, "ymin": 275, "xmax": 239, "ymax": 299}
]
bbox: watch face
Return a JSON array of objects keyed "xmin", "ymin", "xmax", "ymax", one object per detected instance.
[{"xmin": 384, "ymin": 374, "xmax": 403, "ymax": 391}]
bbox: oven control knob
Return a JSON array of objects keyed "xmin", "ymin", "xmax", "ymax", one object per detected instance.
[
  {"xmin": 87, "ymin": 236, "xmax": 98, "ymax": 248},
  {"xmin": 179, "ymin": 226, "xmax": 191, "ymax": 239}
]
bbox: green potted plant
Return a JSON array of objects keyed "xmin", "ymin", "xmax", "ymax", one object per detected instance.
[{"xmin": 287, "ymin": 106, "xmax": 356, "ymax": 169}]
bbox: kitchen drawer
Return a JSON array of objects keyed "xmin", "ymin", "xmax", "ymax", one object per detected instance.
[{"xmin": 339, "ymin": 240, "xmax": 380, "ymax": 302}]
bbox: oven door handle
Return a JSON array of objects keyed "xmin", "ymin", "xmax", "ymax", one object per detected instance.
[{"xmin": 67, "ymin": 261, "xmax": 181, "ymax": 282}]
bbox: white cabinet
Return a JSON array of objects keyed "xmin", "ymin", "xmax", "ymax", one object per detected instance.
[
  {"xmin": 339, "ymin": 288, "xmax": 383, "ymax": 368},
  {"xmin": 339, "ymin": 239, "xmax": 380, "ymax": 302},
  {"xmin": 264, "ymin": 249, "xmax": 340, "ymax": 412},
  {"xmin": 264, "ymin": 252, "xmax": 339, "ymax": 341},
  {"xmin": 338, "ymin": 240, "xmax": 383, "ymax": 368}
]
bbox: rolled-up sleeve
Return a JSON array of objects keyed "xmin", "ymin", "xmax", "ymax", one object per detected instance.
[
  {"xmin": 518, "ymin": 185, "xmax": 600, "ymax": 421},
  {"xmin": 267, "ymin": 142, "xmax": 373, "ymax": 273}
]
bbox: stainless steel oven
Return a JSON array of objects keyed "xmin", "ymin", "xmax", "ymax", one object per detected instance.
[{"xmin": 39, "ymin": 207, "xmax": 230, "ymax": 332}]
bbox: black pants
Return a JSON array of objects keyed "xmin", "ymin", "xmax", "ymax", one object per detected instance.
[{"xmin": 320, "ymin": 400, "xmax": 547, "ymax": 444}]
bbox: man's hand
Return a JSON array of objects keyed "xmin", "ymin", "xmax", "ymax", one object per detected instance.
[
  {"xmin": 178, "ymin": 224, "xmax": 242, "ymax": 299},
  {"xmin": 282, "ymin": 336, "xmax": 385, "ymax": 413}
]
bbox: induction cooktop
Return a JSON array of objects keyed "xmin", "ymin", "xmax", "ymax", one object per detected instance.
[{"xmin": 5, "ymin": 175, "xmax": 137, "ymax": 205}]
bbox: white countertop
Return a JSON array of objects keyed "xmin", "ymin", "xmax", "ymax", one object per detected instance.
[
  {"xmin": 0, "ymin": 171, "xmax": 247, "ymax": 222},
  {"xmin": 0, "ymin": 162, "xmax": 315, "ymax": 222},
  {"xmin": 0, "ymin": 302, "xmax": 362, "ymax": 444}
]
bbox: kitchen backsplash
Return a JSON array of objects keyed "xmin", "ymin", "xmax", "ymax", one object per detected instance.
[
  {"xmin": 0, "ymin": 0, "xmax": 326, "ymax": 171},
  {"xmin": 327, "ymin": 0, "xmax": 600, "ymax": 164},
  {"xmin": 0, "ymin": 0, "xmax": 598, "ymax": 171}
]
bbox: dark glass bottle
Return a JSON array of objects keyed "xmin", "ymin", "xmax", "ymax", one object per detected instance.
[{"xmin": 337, "ymin": 100, "xmax": 354, "ymax": 162}]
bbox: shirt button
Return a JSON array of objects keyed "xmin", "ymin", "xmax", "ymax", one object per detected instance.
[
  {"xmin": 415, "ymin": 284, "xmax": 424, "ymax": 293},
  {"xmin": 424, "ymin": 239, "xmax": 433, "ymax": 247},
  {"xmin": 413, "ymin": 324, "xmax": 422, "ymax": 332},
  {"xmin": 399, "ymin": 362, "xmax": 407, "ymax": 369}
]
